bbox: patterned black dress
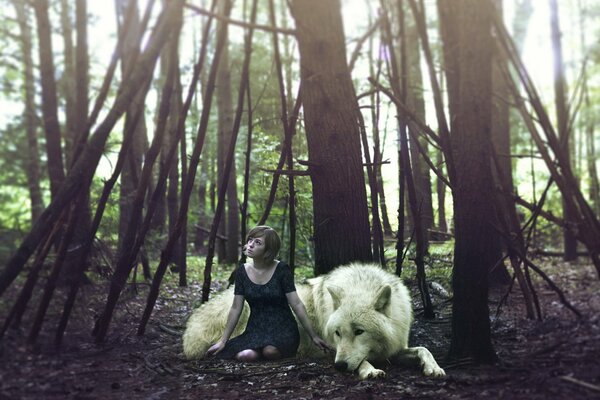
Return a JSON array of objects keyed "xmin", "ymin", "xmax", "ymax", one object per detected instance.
[{"xmin": 217, "ymin": 261, "xmax": 300, "ymax": 359}]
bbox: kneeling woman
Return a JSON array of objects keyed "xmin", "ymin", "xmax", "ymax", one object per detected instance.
[{"xmin": 206, "ymin": 226, "xmax": 331, "ymax": 361}]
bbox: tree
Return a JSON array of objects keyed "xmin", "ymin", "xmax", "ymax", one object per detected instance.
[
  {"xmin": 116, "ymin": 0, "xmax": 149, "ymax": 255},
  {"xmin": 33, "ymin": 0, "xmax": 65, "ymax": 198},
  {"xmin": 439, "ymin": 0, "xmax": 498, "ymax": 362},
  {"xmin": 549, "ymin": 0, "xmax": 578, "ymax": 261},
  {"xmin": 13, "ymin": 0, "xmax": 44, "ymax": 223},
  {"xmin": 289, "ymin": 0, "xmax": 372, "ymax": 275},
  {"xmin": 216, "ymin": 0, "xmax": 240, "ymax": 264},
  {"xmin": 403, "ymin": 0, "xmax": 434, "ymax": 246}
]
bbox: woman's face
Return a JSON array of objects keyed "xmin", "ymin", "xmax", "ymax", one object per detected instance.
[{"xmin": 245, "ymin": 236, "xmax": 266, "ymax": 259}]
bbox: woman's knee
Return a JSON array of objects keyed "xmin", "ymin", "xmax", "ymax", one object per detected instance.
[
  {"xmin": 235, "ymin": 349, "xmax": 260, "ymax": 361},
  {"xmin": 262, "ymin": 345, "xmax": 281, "ymax": 360}
]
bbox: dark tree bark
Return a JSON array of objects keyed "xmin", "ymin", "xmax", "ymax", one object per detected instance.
[
  {"xmin": 583, "ymin": 82, "xmax": 599, "ymax": 215},
  {"xmin": 116, "ymin": 0, "xmax": 149, "ymax": 254},
  {"xmin": 289, "ymin": 0, "xmax": 372, "ymax": 274},
  {"xmin": 167, "ymin": 67, "xmax": 182, "ymax": 269},
  {"xmin": 59, "ymin": 0, "xmax": 76, "ymax": 162},
  {"xmin": 435, "ymin": 149, "xmax": 448, "ymax": 232},
  {"xmin": 33, "ymin": 0, "xmax": 66, "ymax": 198},
  {"xmin": 404, "ymin": 0, "xmax": 434, "ymax": 246},
  {"xmin": 215, "ymin": 0, "xmax": 240, "ymax": 264},
  {"xmin": 268, "ymin": 0, "xmax": 299, "ymax": 270},
  {"xmin": 440, "ymin": 0, "xmax": 498, "ymax": 363},
  {"xmin": 549, "ymin": 0, "xmax": 578, "ymax": 261},
  {"xmin": 61, "ymin": 0, "xmax": 93, "ymax": 288},
  {"xmin": 487, "ymin": 0, "xmax": 513, "ymax": 286},
  {"xmin": 13, "ymin": 0, "xmax": 44, "ymax": 223}
]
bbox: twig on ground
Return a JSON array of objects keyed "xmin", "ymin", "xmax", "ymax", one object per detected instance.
[{"xmin": 560, "ymin": 375, "xmax": 600, "ymax": 392}]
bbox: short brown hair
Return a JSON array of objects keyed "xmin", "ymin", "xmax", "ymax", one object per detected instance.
[{"xmin": 247, "ymin": 225, "xmax": 281, "ymax": 263}]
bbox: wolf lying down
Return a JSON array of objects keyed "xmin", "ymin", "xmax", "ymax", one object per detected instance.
[{"xmin": 183, "ymin": 263, "xmax": 445, "ymax": 380}]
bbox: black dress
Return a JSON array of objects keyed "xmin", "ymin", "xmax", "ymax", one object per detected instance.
[{"xmin": 217, "ymin": 261, "xmax": 300, "ymax": 359}]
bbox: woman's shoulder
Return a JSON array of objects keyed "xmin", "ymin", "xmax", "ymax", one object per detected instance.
[
  {"xmin": 235, "ymin": 262, "xmax": 249, "ymax": 279},
  {"xmin": 275, "ymin": 261, "xmax": 294, "ymax": 278}
]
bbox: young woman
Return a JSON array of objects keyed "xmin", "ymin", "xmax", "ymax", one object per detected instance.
[{"xmin": 206, "ymin": 225, "xmax": 331, "ymax": 361}]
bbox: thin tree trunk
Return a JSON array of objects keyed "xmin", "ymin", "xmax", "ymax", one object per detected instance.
[
  {"xmin": 240, "ymin": 84, "xmax": 253, "ymax": 262},
  {"xmin": 33, "ymin": 0, "xmax": 66, "ymax": 198},
  {"xmin": 14, "ymin": 0, "xmax": 44, "ymax": 223},
  {"xmin": 584, "ymin": 86, "xmax": 599, "ymax": 215},
  {"xmin": 405, "ymin": 0, "xmax": 433, "ymax": 248},
  {"xmin": 193, "ymin": 0, "xmax": 214, "ymax": 253},
  {"xmin": 268, "ymin": 0, "xmax": 299, "ymax": 270},
  {"xmin": 60, "ymin": 0, "xmax": 76, "ymax": 163},
  {"xmin": 215, "ymin": 0, "xmax": 233, "ymax": 263},
  {"xmin": 61, "ymin": 0, "xmax": 93, "ymax": 288},
  {"xmin": 488, "ymin": 0, "xmax": 513, "ymax": 286},
  {"xmin": 176, "ymin": 75, "xmax": 188, "ymax": 287},
  {"xmin": 436, "ymin": 149, "xmax": 447, "ymax": 232},
  {"xmin": 167, "ymin": 84, "xmax": 182, "ymax": 269},
  {"xmin": 116, "ymin": 0, "xmax": 148, "ymax": 254},
  {"xmin": 549, "ymin": 0, "xmax": 578, "ymax": 261}
]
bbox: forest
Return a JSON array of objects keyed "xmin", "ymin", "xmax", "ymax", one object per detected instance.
[{"xmin": 0, "ymin": 0, "xmax": 599, "ymax": 398}]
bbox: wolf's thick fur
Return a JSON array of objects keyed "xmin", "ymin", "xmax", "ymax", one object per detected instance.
[{"xmin": 183, "ymin": 263, "xmax": 445, "ymax": 379}]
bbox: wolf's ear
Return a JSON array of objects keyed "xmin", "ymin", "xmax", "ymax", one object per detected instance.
[
  {"xmin": 374, "ymin": 285, "xmax": 391, "ymax": 314},
  {"xmin": 327, "ymin": 286, "xmax": 344, "ymax": 310}
]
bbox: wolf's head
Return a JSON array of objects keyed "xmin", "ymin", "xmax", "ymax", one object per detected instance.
[{"xmin": 324, "ymin": 285, "xmax": 395, "ymax": 372}]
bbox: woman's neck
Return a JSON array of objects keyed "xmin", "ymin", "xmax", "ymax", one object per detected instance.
[{"xmin": 251, "ymin": 257, "xmax": 272, "ymax": 270}]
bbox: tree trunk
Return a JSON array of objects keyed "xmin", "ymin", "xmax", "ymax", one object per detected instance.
[
  {"xmin": 549, "ymin": 0, "xmax": 578, "ymax": 261},
  {"xmin": 167, "ymin": 71, "xmax": 182, "ymax": 270},
  {"xmin": 289, "ymin": 0, "xmax": 372, "ymax": 274},
  {"xmin": 404, "ymin": 0, "xmax": 433, "ymax": 247},
  {"xmin": 116, "ymin": 0, "xmax": 148, "ymax": 255},
  {"xmin": 59, "ymin": 0, "xmax": 76, "ymax": 163},
  {"xmin": 216, "ymin": 0, "xmax": 233, "ymax": 263},
  {"xmin": 488, "ymin": 0, "xmax": 513, "ymax": 286},
  {"xmin": 583, "ymin": 83, "xmax": 599, "ymax": 215},
  {"xmin": 440, "ymin": 0, "xmax": 498, "ymax": 363},
  {"xmin": 14, "ymin": 0, "xmax": 44, "ymax": 223},
  {"xmin": 435, "ymin": 149, "xmax": 448, "ymax": 232},
  {"xmin": 33, "ymin": 0, "xmax": 66, "ymax": 198},
  {"xmin": 62, "ymin": 0, "xmax": 93, "ymax": 287}
]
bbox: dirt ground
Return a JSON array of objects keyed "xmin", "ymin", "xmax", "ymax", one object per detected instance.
[{"xmin": 1, "ymin": 257, "xmax": 599, "ymax": 399}]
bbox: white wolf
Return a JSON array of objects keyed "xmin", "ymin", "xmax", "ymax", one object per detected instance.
[{"xmin": 183, "ymin": 263, "xmax": 445, "ymax": 380}]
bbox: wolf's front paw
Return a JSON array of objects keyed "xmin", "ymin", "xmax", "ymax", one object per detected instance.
[
  {"xmin": 358, "ymin": 365, "xmax": 386, "ymax": 380},
  {"xmin": 423, "ymin": 362, "xmax": 445, "ymax": 378}
]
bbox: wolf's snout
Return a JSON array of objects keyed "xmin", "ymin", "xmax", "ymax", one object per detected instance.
[{"xmin": 334, "ymin": 361, "xmax": 348, "ymax": 371}]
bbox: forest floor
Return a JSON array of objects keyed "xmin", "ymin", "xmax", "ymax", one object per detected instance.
[{"xmin": 0, "ymin": 256, "xmax": 599, "ymax": 399}]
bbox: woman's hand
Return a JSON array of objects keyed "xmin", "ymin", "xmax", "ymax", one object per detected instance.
[
  {"xmin": 312, "ymin": 335, "xmax": 333, "ymax": 353},
  {"xmin": 205, "ymin": 340, "xmax": 226, "ymax": 357}
]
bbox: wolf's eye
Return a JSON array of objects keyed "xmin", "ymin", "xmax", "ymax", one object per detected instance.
[
  {"xmin": 354, "ymin": 329, "xmax": 364, "ymax": 336},
  {"xmin": 335, "ymin": 330, "xmax": 340, "ymax": 337}
]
